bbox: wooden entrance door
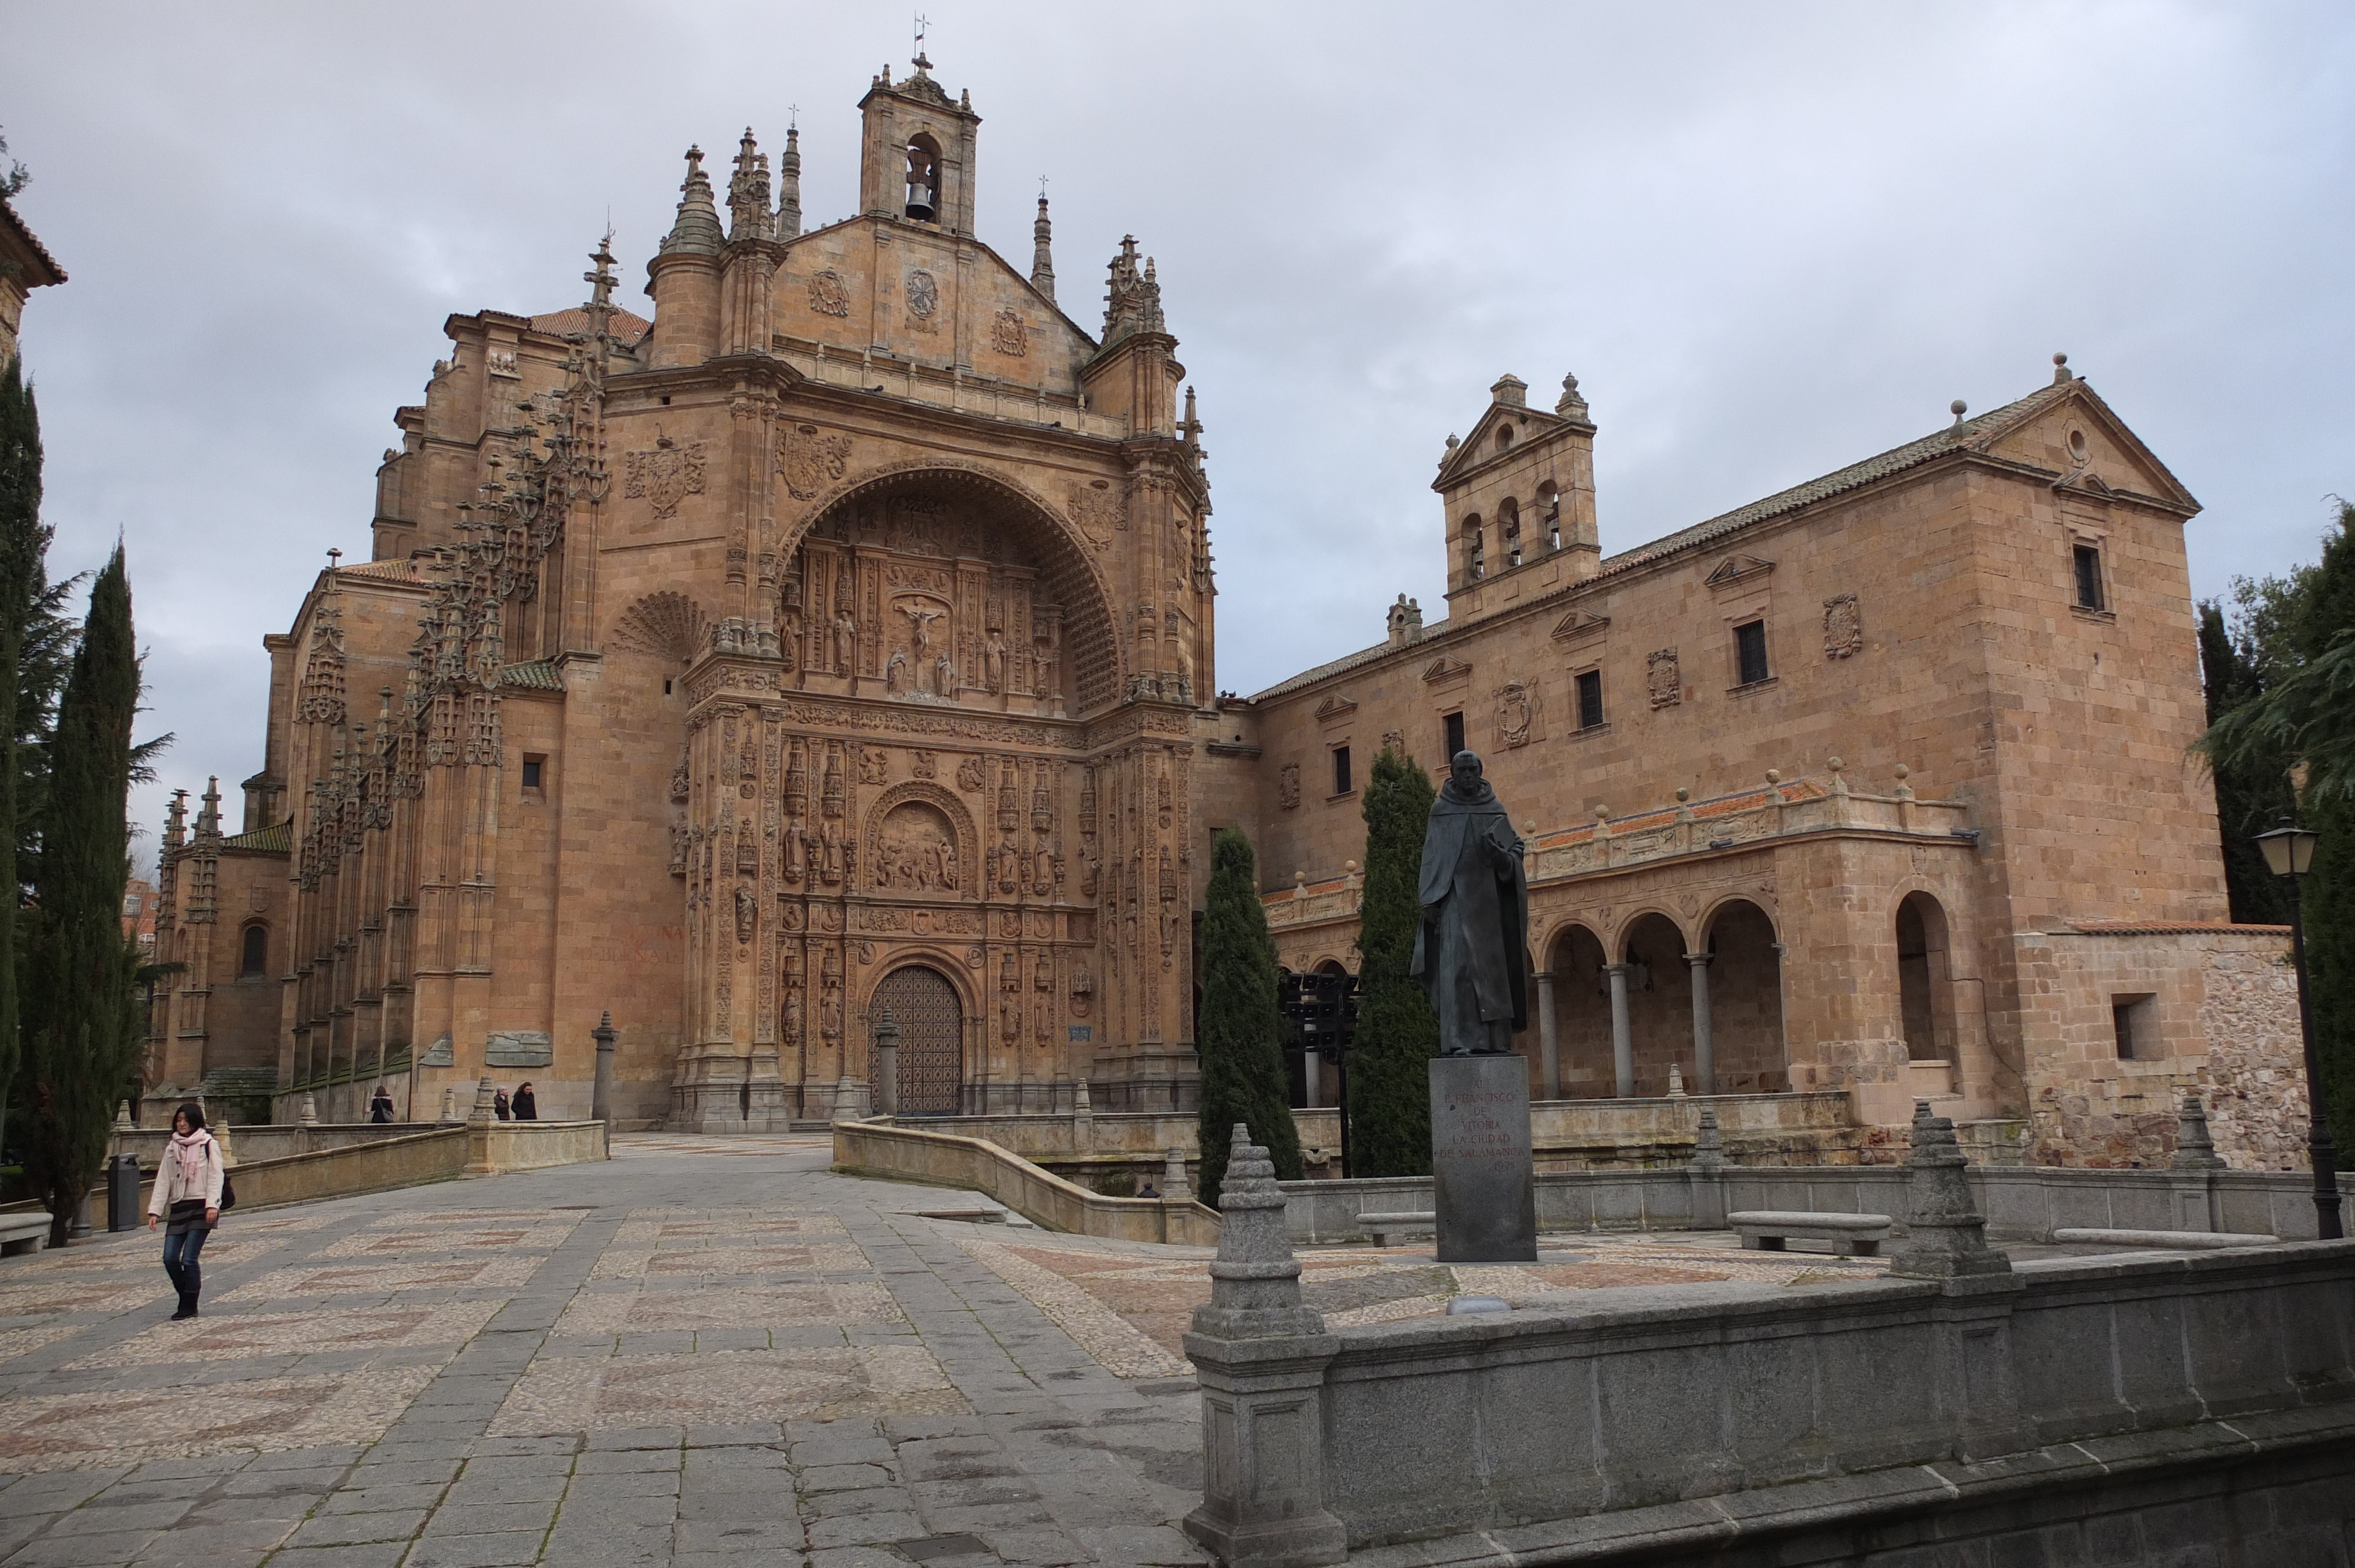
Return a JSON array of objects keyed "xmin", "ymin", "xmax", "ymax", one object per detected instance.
[{"xmin": 870, "ymin": 965, "xmax": 964, "ymax": 1115}]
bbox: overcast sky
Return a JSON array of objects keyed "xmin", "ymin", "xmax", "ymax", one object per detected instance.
[{"xmin": 6, "ymin": 2, "xmax": 2352, "ymax": 866}]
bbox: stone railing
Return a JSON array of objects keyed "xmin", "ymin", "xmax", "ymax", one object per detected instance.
[
  {"xmin": 775, "ymin": 343, "xmax": 1132, "ymax": 441},
  {"xmin": 832, "ymin": 1119, "xmax": 1220, "ymax": 1245},
  {"xmin": 1183, "ymin": 1115, "xmax": 2355, "ymax": 1567},
  {"xmin": 1266, "ymin": 765, "xmax": 1972, "ymax": 932}
]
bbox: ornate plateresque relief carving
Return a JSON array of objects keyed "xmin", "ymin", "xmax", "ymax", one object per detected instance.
[
  {"xmin": 808, "ymin": 270, "xmax": 850, "ymax": 316},
  {"xmin": 906, "ymin": 269, "xmax": 939, "ymax": 318},
  {"xmin": 624, "ymin": 434, "xmax": 706, "ymax": 519},
  {"xmin": 992, "ymin": 310, "xmax": 1027, "ymax": 356},
  {"xmin": 1495, "ymin": 680, "xmax": 1539, "ymax": 749},
  {"xmin": 1647, "ymin": 648, "xmax": 1682, "ymax": 710},
  {"xmin": 1278, "ymin": 763, "xmax": 1301, "ymax": 810},
  {"xmin": 778, "ymin": 425, "xmax": 853, "ymax": 501},
  {"xmin": 874, "ymin": 800, "xmax": 960, "ymax": 892},
  {"xmin": 611, "ymin": 592, "xmax": 706, "ymax": 661},
  {"xmin": 1065, "ymin": 482, "xmax": 1122, "ymax": 550},
  {"xmin": 1823, "ymin": 593, "xmax": 1863, "ymax": 659}
]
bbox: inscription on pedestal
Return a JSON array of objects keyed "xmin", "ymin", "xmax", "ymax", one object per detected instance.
[{"xmin": 1430, "ymin": 1055, "xmax": 1538, "ymax": 1263}]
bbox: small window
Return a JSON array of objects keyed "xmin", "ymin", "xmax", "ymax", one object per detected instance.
[
  {"xmin": 522, "ymin": 756, "xmax": 545, "ymax": 790},
  {"xmin": 1500, "ymin": 497, "xmax": 1523, "ymax": 568},
  {"xmin": 1332, "ymin": 746, "xmax": 1352, "ymax": 796},
  {"xmin": 239, "ymin": 923, "xmax": 268, "ymax": 979},
  {"xmin": 2112, "ymin": 993, "xmax": 2157, "ymax": 1059},
  {"xmin": 1465, "ymin": 517, "xmax": 1485, "ymax": 581},
  {"xmin": 1575, "ymin": 669, "xmax": 1604, "ymax": 730},
  {"xmin": 664, "ymin": 678, "xmax": 674, "ymax": 696},
  {"xmin": 1734, "ymin": 620, "xmax": 1770, "ymax": 686},
  {"xmin": 1443, "ymin": 712, "xmax": 1466, "ymax": 759},
  {"xmin": 2074, "ymin": 544, "xmax": 2105, "ymax": 610}
]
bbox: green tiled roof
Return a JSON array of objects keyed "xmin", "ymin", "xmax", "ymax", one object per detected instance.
[
  {"xmin": 499, "ymin": 659, "xmax": 565, "ymax": 691},
  {"xmin": 219, "ymin": 822, "xmax": 291, "ymax": 853}
]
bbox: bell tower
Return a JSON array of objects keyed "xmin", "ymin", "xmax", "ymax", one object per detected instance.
[{"xmin": 857, "ymin": 52, "xmax": 981, "ymax": 237}]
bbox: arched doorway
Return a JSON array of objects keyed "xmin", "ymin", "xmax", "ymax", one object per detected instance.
[
  {"xmin": 871, "ymin": 965, "xmax": 964, "ymax": 1115},
  {"xmin": 1703, "ymin": 900, "xmax": 1786, "ymax": 1092},
  {"xmin": 1545, "ymin": 925, "xmax": 1611, "ymax": 1098},
  {"xmin": 1896, "ymin": 892, "xmax": 1951, "ymax": 1062},
  {"xmin": 1620, "ymin": 913, "xmax": 1693, "ymax": 1097}
]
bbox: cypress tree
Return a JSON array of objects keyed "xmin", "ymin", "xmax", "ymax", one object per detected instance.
[
  {"xmin": 2197, "ymin": 600, "xmax": 2296, "ymax": 926},
  {"xmin": 2291, "ymin": 506, "xmax": 2355, "ymax": 1167},
  {"xmin": 22, "ymin": 549, "xmax": 140, "ymax": 1246},
  {"xmin": 1347, "ymin": 744, "xmax": 1441, "ymax": 1177},
  {"xmin": 1195, "ymin": 826, "xmax": 1301, "ymax": 1206},
  {"xmin": 0, "ymin": 358, "xmax": 46, "ymax": 1135}
]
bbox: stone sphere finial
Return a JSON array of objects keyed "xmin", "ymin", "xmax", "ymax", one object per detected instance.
[
  {"xmin": 1674, "ymin": 786, "xmax": 1689, "ymax": 803},
  {"xmin": 1765, "ymin": 769, "xmax": 1781, "ymax": 785},
  {"xmin": 1828, "ymin": 756, "xmax": 1844, "ymax": 773},
  {"xmin": 1894, "ymin": 763, "xmax": 1910, "ymax": 780},
  {"xmin": 1594, "ymin": 805, "xmax": 1610, "ymax": 822}
]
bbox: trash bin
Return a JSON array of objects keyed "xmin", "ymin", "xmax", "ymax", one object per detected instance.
[{"xmin": 107, "ymin": 1154, "xmax": 141, "ymax": 1233}]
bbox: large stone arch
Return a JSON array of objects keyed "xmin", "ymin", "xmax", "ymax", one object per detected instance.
[
  {"xmin": 783, "ymin": 459, "xmax": 1125, "ymax": 715},
  {"xmin": 861, "ymin": 780, "xmax": 981, "ymax": 901}
]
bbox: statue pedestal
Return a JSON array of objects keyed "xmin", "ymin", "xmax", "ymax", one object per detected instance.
[{"xmin": 1429, "ymin": 1055, "xmax": 1538, "ymax": 1263}]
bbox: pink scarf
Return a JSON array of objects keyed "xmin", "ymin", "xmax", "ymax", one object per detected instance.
[{"xmin": 170, "ymin": 1130, "xmax": 211, "ymax": 1192}]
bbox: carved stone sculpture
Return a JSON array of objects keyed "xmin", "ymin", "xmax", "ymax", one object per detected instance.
[{"xmin": 1411, "ymin": 750, "xmax": 1530, "ymax": 1055}]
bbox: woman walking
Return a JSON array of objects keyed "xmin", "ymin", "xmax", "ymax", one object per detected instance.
[
  {"xmin": 512, "ymin": 1082, "xmax": 538, "ymax": 1121},
  {"xmin": 368, "ymin": 1083, "xmax": 395, "ymax": 1123},
  {"xmin": 146, "ymin": 1102, "xmax": 224, "ymax": 1321}
]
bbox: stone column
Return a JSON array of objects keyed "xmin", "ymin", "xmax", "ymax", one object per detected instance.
[
  {"xmin": 1604, "ymin": 962, "xmax": 1635, "ymax": 1098},
  {"xmin": 591, "ymin": 1011, "xmax": 618, "ymax": 1126},
  {"xmin": 1181, "ymin": 1125, "xmax": 1346, "ymax": 1568},
  {"xmin": 1163, "ymin": 1145, "xmax": 1192, "ymax": 1201},
  {"xmin": 1688, "ymin": 1103, "xmax": 1727, "ymax": 1229},
  {"xmin": 1534, "ymin": 971, "xmax": 1560, "ymax": 1100},
  {"xmin": 1685, "ymin": 952, "xmax": 1715, "ymax": 1097},
  {"xmin": 873, "ymin": 1010, "xmax": 900, "ymax": 1118},
  {"xmin": 1302, "ymin": 1045, "xmax": 1322, "ymax": 1109}
]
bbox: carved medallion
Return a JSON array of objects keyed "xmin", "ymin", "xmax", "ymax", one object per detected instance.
[
  {"xmin": 905, "ymin": 269, "xmax": 939, "ymax": 318},
  {"xmin": 623, "ymin": 434, "xmax": 706, "ymax": 519},
  {"xmin": 1646, "ymin": 648, "xmax": 1682, "ymax": 710},
  {"xmin": 1381, "ymin": 729, "xmax": 1405, "ymax": 755},
  {"xmin": 956, "ymin": 755, "xmax": 987, "ymax": 793},
  {"xmin": 991, "ymin": 310, "xmax": 1027, "ymax": 357},
  {"xmin": 1823, "ymin": 593, "xmax": 1863, "ymax": 659},
  {"xmin": 777, "ymin": 424, "xmax": 853, "ymax": 501},
  {"xmin": 1495, "ymin": 680, "xmax": 1538, "ymax": 749},
  {"xmin": 1064, "ymin": 481, "xmax": 1123, "ymax": 550},
  {"xmin": 808, "ymin": 270, "xmax": 850, "ymax": 317},
  {"xmin": 910, "ymin": 749, "xmax": 937, "ymax": 780}
]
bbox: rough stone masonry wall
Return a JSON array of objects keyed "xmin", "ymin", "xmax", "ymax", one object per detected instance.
[{"xmin": 2020, "ymin": 928, "xmax": 2307, "ymax": 1169}]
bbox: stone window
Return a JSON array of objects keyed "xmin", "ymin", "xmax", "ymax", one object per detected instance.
[
  {"xmin": 2074, "ymin": 543, "xmax": 2106, "ymax": 611},
  {"xmin": 904, "ymin": 135, "xmax": 941, "ymax": 221},
  {"xmin": 522, "ymin": 755, "xmax": 546, "ymax": 793},
  {"xmin": 2112, "ymin": 993, "xmax": 2157, "ymax": 1059},
  {"xmin": 1575, "ymin": 669, "xmax": 1604, "ymax": 731},
  {"xmin": 1734, "ymin": 619, "xmax": 1770, "ymax": 687},
  {"xmin": 1443, "ymin": 711, "xmax": 1465, "ymax": 759},
  {"xmin": 239, "ymin": 922, "xmax": 268, "ymax": 979},
  {"xmin": 1331, "ymin": 745, "xmax": 1352, "ymax": 796}
]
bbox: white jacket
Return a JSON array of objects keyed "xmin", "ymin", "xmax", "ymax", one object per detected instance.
[{"xmin": 147, "ymin": 1133, "xmax": 225, "ymax": 1217}]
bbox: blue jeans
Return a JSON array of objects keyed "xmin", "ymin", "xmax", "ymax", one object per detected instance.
[{"xmin": 162, "ymin": 1225, "xmax": 209, "ymax": 1298}]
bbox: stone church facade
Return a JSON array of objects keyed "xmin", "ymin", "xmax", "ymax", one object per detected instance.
[{"xmin": 145, "ymin": 63, "xmax": 2307, "ymax": 1165}]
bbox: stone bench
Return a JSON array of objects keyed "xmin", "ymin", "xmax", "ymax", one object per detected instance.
[
  {"xmin": 0, "ymin": 1214, "xmax": 51, "ymax": 1257},
  {"xmin": 2052, "ymin": 1227, "xmax": 2278, "ymax": 1251},
  {"xmin": 1728, "ymin": 1210, "xmax": 1893, "ymax": 1257},
  {"xmin": 1357, "ymin": 1210, "xmax": 1437, "ymax": 1248}
]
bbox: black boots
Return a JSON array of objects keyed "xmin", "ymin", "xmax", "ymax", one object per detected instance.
[{"xmin": 170, "ymin": 1292, "xmax": 198, "ymax": 1321}]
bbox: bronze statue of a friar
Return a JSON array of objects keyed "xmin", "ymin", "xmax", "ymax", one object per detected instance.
[{"xmin": 1411, "ymin": 750, "xmax": 1532, "ymax": 1055}]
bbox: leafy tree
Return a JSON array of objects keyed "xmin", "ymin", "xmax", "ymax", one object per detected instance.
[
  {"xmin": 1347, "ymin": 743, "xmax": 1440, "ymax": 1177},
  {"xmin": 0, "ymin": 128, "xmax": 26, "ymax": 200},
  {"xmin": 21, "ymin": 550, "xmax": 141, "ymax": 1245},
  {"xmin": 2195, "ymin": 500, "xmax": 2355, "ymax": 1167},
  {"xmin": 0, "ymin": 357, "xmax": 54, "ymax": 1139},
  {"xmin": 1195, "ymin": 826, "xmax": 1301, "ymax": 1206}
]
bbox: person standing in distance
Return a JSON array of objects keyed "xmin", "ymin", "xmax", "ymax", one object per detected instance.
[
  {"xmin": 146, "ymin": 1102, "xmax": 224, "ymax": 1320},
  {"xmin": 512, "ymin": 1082, "xmax": 538, "ymax": 1121}
]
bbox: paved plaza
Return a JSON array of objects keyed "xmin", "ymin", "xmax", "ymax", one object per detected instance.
[{"xmin": 0, "ymin": 1137, "xmax": 1888, "ymax": 1567}]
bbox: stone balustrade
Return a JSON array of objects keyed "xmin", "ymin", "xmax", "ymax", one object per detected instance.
[{"xmin": 774, "ymin": 341, "xmax": 1131, "ymax": 441}]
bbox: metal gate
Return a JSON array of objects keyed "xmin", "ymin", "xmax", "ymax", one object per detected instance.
[{"xmin": 870, "ymin": 965, "xmax": 964, "ymax": 1116}]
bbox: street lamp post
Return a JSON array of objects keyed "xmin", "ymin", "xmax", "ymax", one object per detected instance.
[{"xmin": 2256, "ymin": 819, "xmax": 2344, "ymax": 1240}]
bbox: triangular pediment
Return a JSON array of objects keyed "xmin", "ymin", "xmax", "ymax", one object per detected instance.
[
  {"xmin": 1704, "ymin": 553, "xmax": 1776, "ymax": 591},
  {"xmin": 1314, "ymin": 693, "xmax": 1358, "ymax": 723},
  {"xmin": 1550, "ymin": 609, "xmax": 1611, "ymax": 643},
  {"xmin": 1973, "ymin": 380, "xmax": 2199, "ymax": 513},
  {"xmin": 1433, "ymin": 398, "xmax": 1581, "ymax": 490},
  {"xmin": 1421, "ymin": 654, "xmax": 1471, "ymax": 683}
]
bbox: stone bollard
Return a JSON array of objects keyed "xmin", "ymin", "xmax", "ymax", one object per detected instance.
[
  {"xmin": 1689, "ymin": 1102, "xmax": 1728, "ymax": 1229},
  {"xmin": 1889, "ymin": 1100, "xmax": 2011, "ymax": 1279},
  {"xmin": 830, "ymin": 1074, "xmax": 867, "ymax": 1124},
  {"xmin": 2171, "ymin": 1092, "xmax": 2226, "ymax": 1171},
  {"xmin": 1181, "ymin": 1125, "xmax": 1346, "ymax": 1568},
  {"xmin": 469, "ymin": 1077, "xmax": 497, "ymax": 1122},
  {"xmin": 298, "ymin": 1093, "xmax": 320, "ymax": 1127},
  {"xmin": 439, "ymin": 1086, "xmax": 459, "ymax": 1122},
  {"xmin": 1163, "ymin": 1145, "xmax": 1191, "ymax": 1202},
  {"xmin": 1667, "ymin": 1062, "xmax": 1687, "ymax": 1098},
  {"xmin": 114, "ymin": 1101, "xmax": 132, "ymax": 1130},
  {"xmin": 1073, "ymin": 1077, "xmax": 1094, "ymax": 1149},
  {"xmin": 591, "ymin": 1011, "xmax": 618, "ymax": 1126}
]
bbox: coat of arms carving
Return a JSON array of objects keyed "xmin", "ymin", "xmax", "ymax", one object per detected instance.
[
  {"xmin": 991, "ymin": 310, "xmax": 1027, "ymax": 357},
  {"xmin": 1646, "ymin": 648, "xmax": 1682, "ymax": 709},
  {"xmin": 808, "ymin": 270, "xmax": 850, "ymax": 317},
  {"xmin": 777, "ymin": 424, "xmax": 853, "ymax": 501},
  {"xmin": 1823, "ymin": 593, "xmax": 1863, "ymax": 659},
  {"xmin": 906, "ymin": 269, "xmax": 939, "ymax": 318},
  {"xmin": 623, "ymin": 434, "xmax": 706, "ymax": 519},
  {"xmin": 1064, "ymin": 481, "xmax": 1123, "ymax": 549},
  {"xmin": 1278, "ymin": 763, "xmax": 1301, "ymax": 810},
  {"xmin": 1495, "ymin": 680, "xmax": 1538, "ymax": 748}
]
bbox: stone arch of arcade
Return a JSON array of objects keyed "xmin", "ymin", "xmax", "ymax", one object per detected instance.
[
  {"xmin": 782, "ymin": 461, "xmax": 1125, "ymax": 716},
  {"xmin": 1536, "ymin": 900, "xmax": 1786, "ymax": 1099}
]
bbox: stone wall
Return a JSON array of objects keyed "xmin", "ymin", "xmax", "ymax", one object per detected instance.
[
  {"xmin": 1187, "ymin": 1240, "xmax": 2355, "ymax": 1564},
  {"xmin": 832, "ymin": 1118, "xmax": 1218, "ymax": 1244}
]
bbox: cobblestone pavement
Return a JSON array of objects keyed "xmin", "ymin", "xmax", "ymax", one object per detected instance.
[{"xmin": 0, "ymin": 1137, "xmax": 1895, "ymax": 1567}]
